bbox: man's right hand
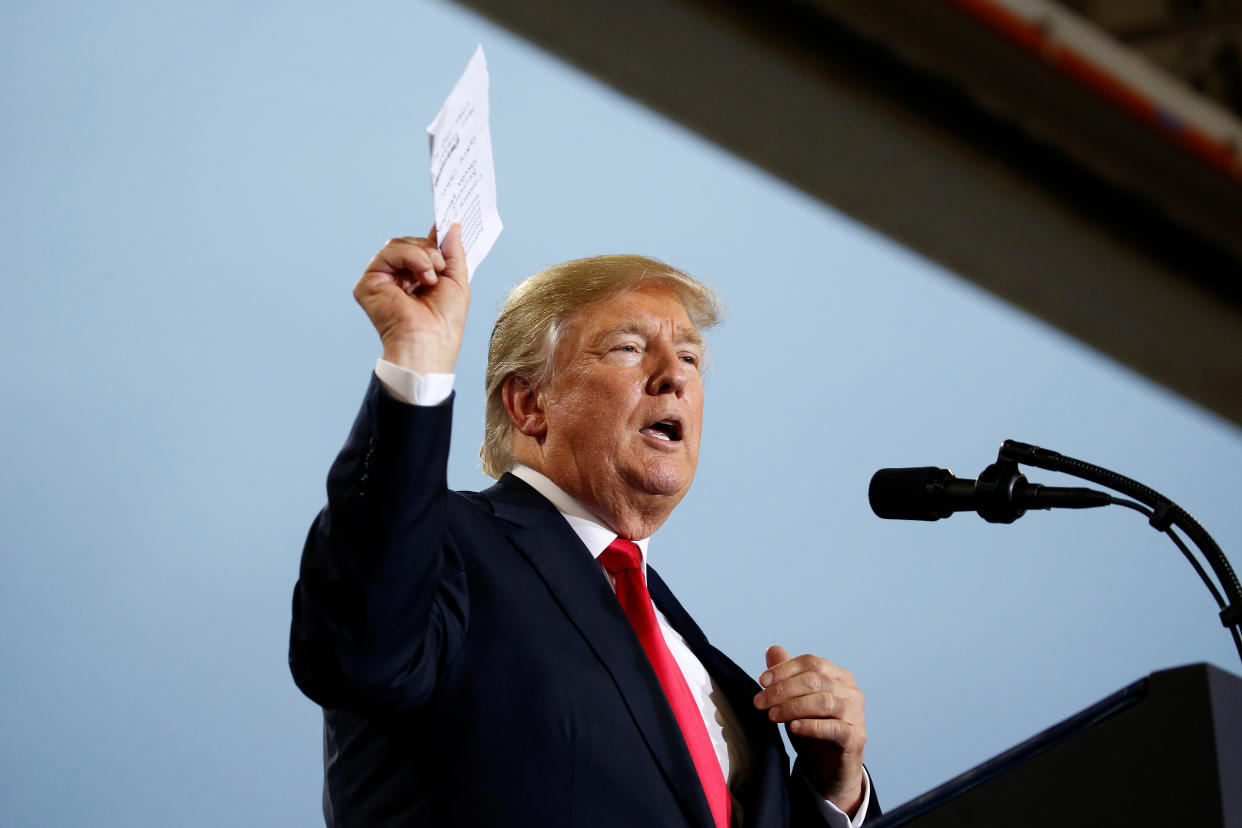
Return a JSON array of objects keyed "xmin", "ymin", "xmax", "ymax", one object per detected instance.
[{"xmin": 353, "ymin": 224, "xmax": 470, "ymax": 375}]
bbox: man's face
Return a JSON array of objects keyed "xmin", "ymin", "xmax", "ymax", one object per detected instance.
[{"xmin": 536, "ymin": 281, "xmax": 705, "ymax": 526}]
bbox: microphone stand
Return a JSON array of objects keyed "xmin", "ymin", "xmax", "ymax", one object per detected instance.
[{"xmin": 993, "ymin": 440, "xmax": 1242, "ymax": 665}]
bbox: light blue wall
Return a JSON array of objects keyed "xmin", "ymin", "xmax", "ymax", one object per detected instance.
[{"xmin": 2, "ymin": 1, "xmax": 1238, "ymax": 824}]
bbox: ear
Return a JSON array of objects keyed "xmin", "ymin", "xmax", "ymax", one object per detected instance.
[{"xmin": 502, "ymin": 374, "xmax": 547, "ymax": 438}]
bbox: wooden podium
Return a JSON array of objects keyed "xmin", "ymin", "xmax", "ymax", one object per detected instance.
[{"xmin": 873, "ymin": 663, "xmax": 1242, "ymax": 827}]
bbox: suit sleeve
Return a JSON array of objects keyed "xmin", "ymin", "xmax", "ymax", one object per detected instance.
[
  {"xmin": 288, "ymin": 374, "xmax": 469, "ymax": 713},
  {"xmin": 789, "ymin": 763, "xmax": 882, "ymax": 827}
]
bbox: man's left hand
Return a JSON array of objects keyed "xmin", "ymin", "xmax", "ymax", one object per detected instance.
[{"xmin": 753, "ymin": 645, "xmax": 867, "ymax": 816}]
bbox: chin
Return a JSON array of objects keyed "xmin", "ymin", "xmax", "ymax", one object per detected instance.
[{"xmin": 634, "ymin": 461, "xmax": 694, "ymax": 498}]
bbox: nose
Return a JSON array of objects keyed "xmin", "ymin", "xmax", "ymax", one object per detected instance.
[{"xmin": 646, "ymin": 342, "xmax": 688, "ymax": 396}]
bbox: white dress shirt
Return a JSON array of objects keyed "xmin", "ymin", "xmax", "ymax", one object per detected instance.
[{"xmin": 373, "ymin": 358, "xmax": 870, "ymax": 827}]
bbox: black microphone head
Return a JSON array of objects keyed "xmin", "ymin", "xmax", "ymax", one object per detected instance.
[{"xmin": 869, "ymin": 467, "xmax": 956, "ymax": 521}]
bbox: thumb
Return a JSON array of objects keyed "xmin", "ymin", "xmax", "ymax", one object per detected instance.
[
  {"xmin": 765, "ymin": 644, "xmax": 792, "ymax": 670},
  {"xmin": 441, "ymin": 223, "xmax": 469, "ymax": 282}
]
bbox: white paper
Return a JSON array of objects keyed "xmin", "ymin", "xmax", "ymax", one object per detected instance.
[{"xmin": 427, "ymin": 45, "xmax": 502, "ymax": 281}]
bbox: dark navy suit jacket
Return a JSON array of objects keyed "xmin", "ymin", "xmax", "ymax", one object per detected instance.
[{"xmin": 290, "ymin": 377, "xmax": 877, "ymax": 826}]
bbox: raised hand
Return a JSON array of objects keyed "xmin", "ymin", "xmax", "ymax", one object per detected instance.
[{"xmin": 352, "ymin": 224, "xmax": 470, "ymax": 375}]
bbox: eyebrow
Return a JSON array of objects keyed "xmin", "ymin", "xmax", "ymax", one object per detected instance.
[{"xmin": 595, "ymin": 322, "xmax": 705, "ymax": 349}]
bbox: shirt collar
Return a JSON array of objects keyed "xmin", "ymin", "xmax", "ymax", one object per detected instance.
[{"xmin": 511, "ymin": 464, "xmax": 651, "ymax": 567}]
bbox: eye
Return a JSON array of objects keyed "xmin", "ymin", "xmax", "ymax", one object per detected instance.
[
  {"xmin": 606, "ymin": 341, "xmax": 644, "ymax": 363},
  {"xmin": 679, "ymin": 352, "xmax": 701, "ymax": 367},
  {"xmin": 610, "ymin": 339, "xmax": 643, "ymax": 354}
]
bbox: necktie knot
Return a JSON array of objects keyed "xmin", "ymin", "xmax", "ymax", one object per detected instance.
[{"xmin": 599, "ymin": 537, "xmax": 642, "ymax": 574}]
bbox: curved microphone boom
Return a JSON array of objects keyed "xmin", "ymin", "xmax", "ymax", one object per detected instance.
[{"xmin": 868, "ymin": 440, "xmax": 1242, "ymax": 664}]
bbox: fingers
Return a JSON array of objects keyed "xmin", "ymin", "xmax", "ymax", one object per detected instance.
[
  {"xmin": 440, "ymin": 223, "xmax": 469, "ymax": 283},
  {"xmin": 364, "ymin": 236, "xmax": 448, "ymax": 290},
  {"xmin": 765, "ymin": 644, "xmax": 791, "ymax": 670},
  {"xmin": 787, "ymin": 717, "xmax": 852, "ymax": 740},
  {"xmin": 753, "ymin": 648, "xmax": 864, "ymax": 730},
  {"xmin": 760, "ymin": 648, "xmax": 855, "ymax": 690},
  {"xmin": 756, "ymin": 669, "xmax": 843, "ymax": 712},
  {"xmin": 756, "ymin": 680, "xmax": 862, "ymax": 724}
]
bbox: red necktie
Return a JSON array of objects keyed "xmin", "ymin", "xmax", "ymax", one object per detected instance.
[{"xmin": 599, "ymin": 538, "xmax": 732, "ymax": 828}]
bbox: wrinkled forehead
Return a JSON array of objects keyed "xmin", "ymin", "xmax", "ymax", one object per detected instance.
[
  {"xmin": 557, "ymin": 281, "xmax": 703, "ymax": 351},
  {"xmin": 589, "ymin": 318, "xmax": 705, "ymax": 347}
]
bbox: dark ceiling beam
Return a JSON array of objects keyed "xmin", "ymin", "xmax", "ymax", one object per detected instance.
[{"xmin": 451, "ymin": 0, "xmax": 1242, "ymax": 427}]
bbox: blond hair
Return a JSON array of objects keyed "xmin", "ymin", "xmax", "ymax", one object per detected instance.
[{"xmin": 480, "ymin": 255, "xmax": 722, "ymax": 478}]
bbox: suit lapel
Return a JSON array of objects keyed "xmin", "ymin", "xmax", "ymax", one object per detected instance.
[
  {"xmin": 647, "ymin": 567, "xmax": 793, "ymax": 828},
  {"xmin": 483, "ymin": 474, "xmax": 717, "ymax": 828}
]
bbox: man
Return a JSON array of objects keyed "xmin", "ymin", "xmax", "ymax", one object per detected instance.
[{"xmin": 290, "ymin": 225, "xmax": 878, "ymax": 827}]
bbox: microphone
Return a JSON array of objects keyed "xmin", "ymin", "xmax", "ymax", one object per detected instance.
[{"xmin": 869, "ymin": 462, "xmax": 1112, "ymax": 524}]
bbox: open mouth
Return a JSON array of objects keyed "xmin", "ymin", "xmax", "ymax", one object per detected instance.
[{"xmin": 640, "ymin": 419, "xmax": 683, "ymax": 442}]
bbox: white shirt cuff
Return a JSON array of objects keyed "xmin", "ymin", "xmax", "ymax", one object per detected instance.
[
  {"xmin": 798, "ymin": 764, "xmax": 872, "ymax": 828},
  {"xmin": 374, "ymin": 358, "xmax": 455, "ymax": 406}
]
